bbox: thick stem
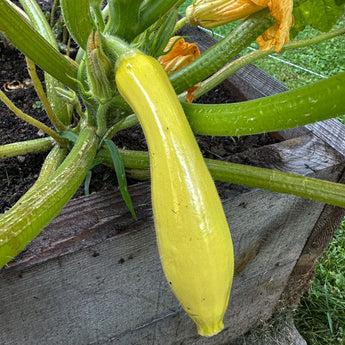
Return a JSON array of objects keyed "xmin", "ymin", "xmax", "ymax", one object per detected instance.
[
  {"xmin": 20, "ymin": 0, "xmax": 73, "ymax": 125},
  {"xmin": 96, "ymin": 102, "xmax": 111, "ymax": 136},
  {"xmin": 0, "ymin": 137, "xmax": 53, "ymax": 160},
  {"xmin": 98, "ymin": 148, "xmax": 345, "ymax": 209},
  {"xmin": 182, "ymin": 71, "xmax": 345, "ymax": 136},
  {"xmin": 0, "ymin": 0, "xmax": 78, "ymax": 90},
  {"xmin": 0, "ymin": 126, "xmax": 99, "ymax": 268},
  {"xmin": 170, "ymin": 9, "xmax": 273, "ymax": 94},
  {"xmin": 102, "ymin": 34, "xmax": 134, "ymax": 60}
]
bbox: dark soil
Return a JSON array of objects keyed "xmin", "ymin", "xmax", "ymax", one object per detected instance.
[{"xmin": 0, "ymin": 37, "xmax": 278, "ymax": 214}]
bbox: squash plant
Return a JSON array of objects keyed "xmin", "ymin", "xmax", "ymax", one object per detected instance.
[{"xmin": 0, "ymin": 0, "xmax": 345, "ymax": 337}]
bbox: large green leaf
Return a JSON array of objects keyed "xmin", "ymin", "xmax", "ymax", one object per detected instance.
[{"xmin": 292, "ymin": 0, "xmax": 345, "ymax": 35}]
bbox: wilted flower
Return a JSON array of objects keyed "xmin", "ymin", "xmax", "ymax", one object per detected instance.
[
  {"xmin": 186, "ymin": 0, "xmax": 265, "ymax": 28},
  {"xmin": 186, "ymin": 0, "xmax": 294, "ymax": 52},
  {"xmin": 158, "ymin": 37, "xmax": 201, "ymax": 102},
  {"xmin": 255, "ymin": 0, "xmax": 294, "ymax": 52}
]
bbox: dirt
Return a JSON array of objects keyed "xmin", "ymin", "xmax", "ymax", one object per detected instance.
[{"xmin": 0, "ymin": 33, "xmax": 278, "ymax": 214}]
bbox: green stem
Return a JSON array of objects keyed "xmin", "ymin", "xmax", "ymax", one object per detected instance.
[
  {"xmin": 0, "ymin": 126, "xmax": 99, "ymax": 268},
  {"xmin": 206, "ymin": 159, "xmax": 345, "ymax": 208},
  {"xmin": 0, "ymin": 138, "xmax": 53, "ymax": 161},
  {"xmin": 16, "ymin": 145, "xmax": 68, "ymax": 203},
  {"xmin": 91, "ymin": 3, "xmax": 105, "ymax": 32},
  {"xmin": 0, "ymin": 0, "xmax": 78, "ymax": 90},
  {"xmin": 0, "ymin": 89, "xmax": 69, "ymax": 147},
  {"xmin": 25, "ymin": 57, "xmax": 67, "ymax": 132},
  {"xmin": 96, "ymin": 102, "xmax": 111, "ymax": 136},
  {"xmin": 174, "ymin": 16, "xmax": 186, "ymax": 33},
  {"xmin": 60, "ymin": 0, "xmax": 95, "ymax": 49},
  {"xmin": 102, "ymin": 34, "xmax": 133, "ymax": 60},
  {"xmin": 190, "ymin": 27, "xmax": 345, "ymax": 100},
  {"xmin": 31, "ymin": 145, "xmax": 67, "ymax": 188},
  {"xmin": 170, "ymin": 9, "xmax": 273, "ymax": 94},
  {"xmin": 50, "ymin": 0, "xmax": 59, "ymax": 27},
  {"xmin": 20, "ymin": 0, "xmax": 72, "ymax": 125},
  {"xmin": 117, "ymin": 114, "xmax": 139, "ymax": 131},
  {"xmin": 182, "ymin": 71, "xmax": 345, "ymax": 136},
  {"xmin": 98, "ymin": 148, "xmax": 345, "ymax": 209}
]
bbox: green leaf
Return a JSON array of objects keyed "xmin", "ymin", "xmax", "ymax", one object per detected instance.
[
  {"xmin": 150, "ymin": 9, "xmax": 178, "ymax": 57},
  {"xmin": 0, "ymin": 0, "xmax": 78, "ymax": 90},
  {"xmin": 139, "ymin": 0, "xmax": 183, "ymax": 37},
  {"xmin": 59, "ymin": 131, "xmax": 78, "ymax": 143},
  {"xmin": 104, "ymin": 139, "xmax": 137, "ymax": 219},
  {"xmin": 292, "ymin": 0, "xmax": 345, "ymax": 35},
  {"xmin": 60, "ymin": 0, "xmax": 95, "ymax": 49},
  {"xmin": 105, "ymin": 0, "xmax": 142, "ymax": 41},
  {"xmin": 84, "ymin": 158, "xmax": 103, "ymax": 195}
]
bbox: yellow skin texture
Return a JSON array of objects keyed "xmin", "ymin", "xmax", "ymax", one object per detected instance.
[
  {"xmin": 186, "ymin": 0, "xmax": 294, "ymax": 52},
  {"xmin": 115, "ymin": 51, "xmax": 234, "ymax": 337}
]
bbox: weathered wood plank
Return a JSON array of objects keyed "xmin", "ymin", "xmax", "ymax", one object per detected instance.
[{"xmin": 0, "ymin": 186, "xmax": 326, "ymax": 345}]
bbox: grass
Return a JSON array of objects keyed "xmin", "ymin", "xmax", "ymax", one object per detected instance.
[
  {"xmin": 178, "ymin": 2, "xmax": 345, "ymax": 344},
  {"xmin": 295, "ymin": 225, "xmax": 345, "ymax": 344}
]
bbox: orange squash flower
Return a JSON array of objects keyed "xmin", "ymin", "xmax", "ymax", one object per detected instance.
[
  {"xmin": 186, "ymin": 0, "xmax": 294, "ymax": 52},
  {"xmin": 158, "ymin": 37, "xmax": 200, "ymax": 102}
]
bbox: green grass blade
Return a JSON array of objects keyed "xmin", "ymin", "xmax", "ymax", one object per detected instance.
[{"xmin": 104, "ymin": 139, "xmax": 136, "ymax": 219}]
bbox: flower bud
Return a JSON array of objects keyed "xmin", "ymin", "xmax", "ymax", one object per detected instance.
[
  {"xmin": 158, "ymin": 37, "xmax": 200, "ymax": 102},
  {"xmin": 86, "ymin": 31, "xmax": 115, "ymax": 104}
]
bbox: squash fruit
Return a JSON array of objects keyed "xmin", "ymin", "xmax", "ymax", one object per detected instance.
[{"xmin": 115, "ymin": 50, "xmax": 234, "ymax": 337}]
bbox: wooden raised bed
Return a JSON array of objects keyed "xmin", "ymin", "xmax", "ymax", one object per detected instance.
[{"xmin": 1, "ymin": 26, "xmax": 345, "ymax": 345}]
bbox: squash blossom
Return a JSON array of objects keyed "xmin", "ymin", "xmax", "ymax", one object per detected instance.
[
  {"xmin": 158, "ymin": 37, "xmax": 200, "ymax": 102},
  {"xmin": 186, "ymin": 0, "xmax": 294, "ymax": 52}
]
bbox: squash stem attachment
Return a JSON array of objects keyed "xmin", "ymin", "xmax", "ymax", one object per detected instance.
[{"xmin": 101, "ymin": 34, "xmax": 134, "ymax": 60}]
